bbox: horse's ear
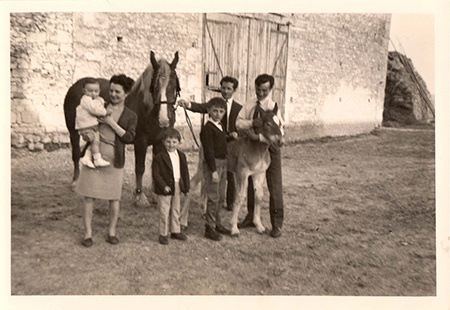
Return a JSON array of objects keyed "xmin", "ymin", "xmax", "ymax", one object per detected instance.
[
  {"xmin": 170, "ymin": 51, "xmax": 179, "ymax": 70},
  {"xmin": 150, "ymin": 51, "xmax": 159, "ymax": 69}
]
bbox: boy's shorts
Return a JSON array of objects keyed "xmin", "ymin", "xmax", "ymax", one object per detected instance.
[{"xmin": 78, "ymin": 126, "xmax": 98, "ymax": 142}]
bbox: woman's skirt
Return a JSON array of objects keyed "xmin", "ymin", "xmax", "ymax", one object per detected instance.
[{"xmin": 75, "ymin": 141, "xmax": 124, "ymax": 200}]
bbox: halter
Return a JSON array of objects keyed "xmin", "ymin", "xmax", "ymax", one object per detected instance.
[{"xmin": 150, "ymin": 65, "xmax": 180, "ymax": 105}]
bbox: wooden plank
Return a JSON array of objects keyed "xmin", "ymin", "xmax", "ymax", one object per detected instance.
[{"xmin": 204, "ymin": 13, "xmax": 289, "ymax": 110}]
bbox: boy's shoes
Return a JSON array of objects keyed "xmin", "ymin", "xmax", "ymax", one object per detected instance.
[
  {"xmin": 81, "ymin": 238, "xmax": 93, "ymax": 247},
  {"xmin": 204, "ymin": 225, "xmax": 222, "ymax": 241},
  {"xmin": 181, "ymin": 225, "xmax": 188, "ymax": 235},
  {"xmin": 93, "ymin": 155, "xmax": 110, "ymax": 167},
  {"xmin": 106, "ymin": 235, "xmax": 119, "ymax": 245},
  {"xmin": 159, "ymin": 235, "xmax": 169, "ymax": 245},
  {"xmin": 238, "ymin": 216, "xmax": 256, "ymax": 228},
  {"xmin": 171, "ymin": 233, "xmax": 188, "ymax": 241},
  {"xmin": 270, "ymin": 227, "xmax": 282, "ymax": 238},
  {"xmin": 215, "ymin": 224, "xmax": 231, "ymax": 235},
  {"xmin": 80, "ymin": 156, "xmax": 95, "ymax": 169}
]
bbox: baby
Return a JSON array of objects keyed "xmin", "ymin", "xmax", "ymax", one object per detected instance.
[{"xmin": 75, "ymin": 78, "xmax": 110, "ymax": 168}]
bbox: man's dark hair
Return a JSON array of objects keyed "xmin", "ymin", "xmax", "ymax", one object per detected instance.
[
  {"xmin": 255, "ymin": 74, "xmax": 275, "ymax": 89},
  {"xmin": 220, "ymin": 76, "xmax": 239, "ymax": 90}
]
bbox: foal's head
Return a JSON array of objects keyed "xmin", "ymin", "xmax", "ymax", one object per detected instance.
[{"xmin": 255, "ymin": 104, "xmax": 283, "ymax": 147}]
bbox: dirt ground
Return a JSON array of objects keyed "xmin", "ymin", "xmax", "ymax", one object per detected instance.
[{"xmin": 10, "ymin": 127, "xmax": 436, "ymax": 296}]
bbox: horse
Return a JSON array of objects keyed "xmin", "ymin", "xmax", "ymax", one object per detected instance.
[
  {"xmin": 227, "ymin": 104, "xmax": 283, "ymax": 236},
  {"xmin": 63, "ymin": 51, "xmax": 180, "ymax": 207}
]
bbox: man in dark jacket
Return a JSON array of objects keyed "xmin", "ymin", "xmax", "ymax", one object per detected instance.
[{"xmin": 178, "ymin": 76, "xmax": 242, "ymax": 211}]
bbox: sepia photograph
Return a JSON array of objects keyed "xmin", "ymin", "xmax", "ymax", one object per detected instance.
[{"xmin": 3, "ymin": 0, "xmax": 449, "ymax": 309}]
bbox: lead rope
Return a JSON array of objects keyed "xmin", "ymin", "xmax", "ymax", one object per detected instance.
[{"xmin": 181, "ymin": 103, "xmax": 201, "ymax": 148}]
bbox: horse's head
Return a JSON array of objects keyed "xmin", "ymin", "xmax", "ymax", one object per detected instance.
[
  {"xmin": 148, "ymin": 51, "xmax": 180, "ymax": 128},
  {"xmin": 255, "ymin": 104, "xmax": 283, "ymax": 148}
]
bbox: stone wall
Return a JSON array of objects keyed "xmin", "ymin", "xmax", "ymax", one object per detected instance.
[
  {"xmin": 10, "ymin": 12, "xmax": 390, "ymax": 150},
  {"xmin": 284, "ymin": 13, "xmax": 390, "ymax": 140},
  {"xmin": 10, "ymin": 12, "xmax": 203, "ymax": 150},
  {"xmin": 11, "ymin": 13, "xmax": 76, "ymax": 150}
]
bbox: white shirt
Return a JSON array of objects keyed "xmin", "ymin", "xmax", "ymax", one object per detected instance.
[
  {"xmin": 226, "ymin": 98, "xmax": 233, "ymax": 127},
  {"xmin": 208, "ymin": 119, "xmax": 223, "ymax": 131},
  {"xmin": 168, "ymin": 150, "xmax": 180, "ymax": 182},
  {"xmin": 236, "ymin": 95, "xmax": 285, "ymax": 136}
]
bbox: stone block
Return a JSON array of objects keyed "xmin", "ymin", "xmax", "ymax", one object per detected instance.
[
  {"xmin": 27, "ymin": 32, "xmax": 47, "ymax": 43},
  {"xmin": 44, "ymin": 124, "xmax": 57, "ymax": 133},
  {"xmin": 11, "ymin": 133, "xmax": 25, "ymax": 146},
  {"xmin": 25, "ymin": 134, "xmax": 34, "ymax": 143},
  {"xmin": 18, "ymin": 59, "xmax": 30, "ymax": 69},
  {"xmin": 58, "ymin": 134, "xmax": 70, "ymax": 144},
  {"xmin": 57, "ymin": 30, "xmax": 72, "ymax": 43},
  {"xmin": 14, "ymin": 142, "xmax": 28, "ymax": 149},
  {"xmin": 12, "ymin": 92, "xmax": 27, "ymax": 99},
  {"xmin": 41, "ymin": 136, "xmax": 52, "ymax": 144},
  {"xmin": 21, "ymin": 111, "xmax": 39, "ymax": 123},
  {"xmin": 43, "ymin": 62, "xmax": 55, "ymax": 72},
  {"xmin": 11, "ymin": 68, "xmax": 29, "ymax": 78},
  {"xmin": 34, "ymin": 142, "xmax": 45, "ymax": 151}
]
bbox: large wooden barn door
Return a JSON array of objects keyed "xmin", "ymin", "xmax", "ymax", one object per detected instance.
[
  {"xmin": 246, "ymin": 19, "xmax": 289, "ymax": 115},
  {"xmin": 203, "ymin": 13, "xmax": 249, "ymax": 103},
  {"xmin": 203, "ymin": 13, "xmax": 289, "ymax": 115}
]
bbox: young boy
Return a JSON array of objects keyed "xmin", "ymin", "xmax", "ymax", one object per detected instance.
[
  {"xmin": 200, "ymin": 97, "xmax": 232, "ymax": 241},
  {"xmin": 152, "ymin": 128, "xmax": 190, "ymax": 245},
  {"xmin": 75, "ymin": 78, "xmax": 110, "ymax": 168},
  {"xmin": 177, "ymin": 76, "xmax": 243, "ymax": 211}
]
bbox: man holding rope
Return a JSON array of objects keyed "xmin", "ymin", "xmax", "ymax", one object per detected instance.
[{"xmin": 178, "ymin": 76, "xmax": 242, "ymax": 213}]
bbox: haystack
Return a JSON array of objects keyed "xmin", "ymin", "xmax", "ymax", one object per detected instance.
[{"xmin": 383, "ymin": 51, "xmax": 434, "ymax": 127}]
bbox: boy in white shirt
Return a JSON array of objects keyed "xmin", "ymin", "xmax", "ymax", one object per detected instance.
[{"xmin": 152, "ymin": 128, "xmax": 190, "ymax": 245}]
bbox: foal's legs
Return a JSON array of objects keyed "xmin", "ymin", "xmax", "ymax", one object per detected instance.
[
  {"xmin": 252, "ymin": 172, "xmax": 266, "ymax": 234},
  {"xmin": 230, "ymin": 170, "xmax": 249, "ymax": 236}
]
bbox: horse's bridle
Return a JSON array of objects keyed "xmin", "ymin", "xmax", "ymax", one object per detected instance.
[{"xmin": 151, "ymin": 70, "xmax": 180, "ymax": 106}]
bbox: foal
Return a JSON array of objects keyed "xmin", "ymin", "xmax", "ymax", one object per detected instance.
[{"xmin": 228, "ymin": 105, "xmax": 283, "ymax": 236}]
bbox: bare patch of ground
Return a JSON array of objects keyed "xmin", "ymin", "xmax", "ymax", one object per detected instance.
[{"xmin": 10, "ymin": 127, "xmax": 435, "ymax": 295}]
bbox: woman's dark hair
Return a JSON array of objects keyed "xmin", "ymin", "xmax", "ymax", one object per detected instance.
[
  {"xmin": 109, "ymin": 74, "xmax": 135, "ymax": 93},
  {"xmin": 255, "ymin": 74, "xmax": 275, "ymax": 89},
  {"xmin": 220, "ymin": 76, "xmax": 239, "ymax": 90}
]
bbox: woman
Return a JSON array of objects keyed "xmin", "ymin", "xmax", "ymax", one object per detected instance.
[{"xmin": 75, "ymin": 74, "xmax": 137, "ymax": 247}]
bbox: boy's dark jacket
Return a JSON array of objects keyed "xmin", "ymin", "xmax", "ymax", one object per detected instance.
[{"xmin": 152, "ymin": 149, "xmax": 190, "ymax": 195}]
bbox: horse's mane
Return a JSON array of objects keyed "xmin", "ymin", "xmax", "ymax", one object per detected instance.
[
  {"xmin": 129, "ymin": 64, "xmax": 154, "ymax": 110},
  {"xmin": 128, "ymin": 58, "xmax": 172, "ymax": 111}
]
